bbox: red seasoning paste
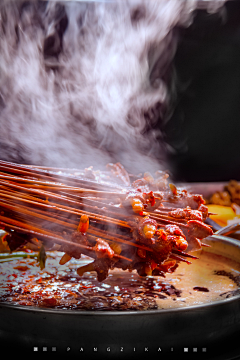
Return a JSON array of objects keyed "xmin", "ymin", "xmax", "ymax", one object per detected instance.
[{"xmin": 0, "ymin": 250, "xmax": 239, "ymax": 311}]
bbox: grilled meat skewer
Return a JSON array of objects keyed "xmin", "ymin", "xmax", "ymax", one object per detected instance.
[{"xmin": 0, "ymin": 161, "xmax": 213, "ymax": 281}]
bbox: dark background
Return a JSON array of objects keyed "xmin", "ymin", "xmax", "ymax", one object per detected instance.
[{"xmin": 166, "ymin": 0, "xmax": 240, "ymax": 182}]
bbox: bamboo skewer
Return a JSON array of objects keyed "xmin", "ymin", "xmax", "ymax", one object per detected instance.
[
  {"xmin": 0, "ymin": 174, "xmax": 126, "ymax": 198},
  {"xmin": 0, "ymin": 179, "xmax": 190, "ymax": 230},
  {"xmin": 0, "ymin": 194, "xmax": 195, "ymax": 258},
  {"xmin": 0, "ymin": 160, "xmax": 209, "ymax": 272},
  {"xmin": 151, "ymin": 215, "xmax": 189, "ymax": 228},
  {"xmin": 149, "ymin": 210, "xmax": 188, "ymax": 223},
  {"xmin": 6, "ymin": 190, "xmax": 127, "ymax": 227},
  {"xmin": 0, "ymin": 196, "xmax": 153, "ymax": 254},
  {"xmin": 0, "ymin": 160, "xmax": 124, "ymax": 191},
  {"xmin": 170, "ymin": 253, "xmax": 192, "ymax": 265},
  {"xmin": 87, "ymin": 227, "xmax": 153, "ymax": 253},
  {"xmin": 0, "ymin": 181, "xmax": 131, "ymax": 228},
  {"xmin": 0, "ymin": 219, "xmax": 132, "ymax": 262}
]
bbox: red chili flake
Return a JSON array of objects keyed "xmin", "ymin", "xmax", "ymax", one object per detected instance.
[
  {"xmin": 13, "ymin": 265, "xmax": 29, "ymax": 271},
  {"xmin": 81, "ymin": 285, "xmax": 94, "ymax": 289},
  {"xmin": 18, "ymin": 300, "xmax": 33, "ymax": 306},
  {"xmin": 151, "ymin": 260, "xmax": 157, "ymax": 270},
  {"xmin": 39, "ymin": 297, "xmax": 58, "ymax": 307},
  {"xmin": 7, "ymin": 273, "xmax": 18, "ymax": 279},
  {"xmin": 157, "ymin": 229, "xmax": 167, "ymax": 241},
  {"xmin": 193, "ymin": 286, "xmax": 209, "ymax": 292},
  {"xmin": 28, "ymin": 261, "xmax": 36, "ymax": 266},
  {"xmin": 22, "ymin": 287, "xmax": 29, "ymax": 293},
  {"xmin": 149, "ymin": 191, "xmax": 155, "ymax": 205}
]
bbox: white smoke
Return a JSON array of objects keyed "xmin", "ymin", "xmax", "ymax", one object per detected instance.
[{"xmin": 0, "ymin": 0, "xmax": 226, "ymax": 174}]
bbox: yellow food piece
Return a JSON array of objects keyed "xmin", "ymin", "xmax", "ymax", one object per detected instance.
[
  {"xmin": 77, "ymin": 262, "xmax": 95, "ymax": 276},
  {"xmin": 109, "ymin": 242, "xmax": 122, "ymax": 254},
  {"xmin": 143, "ymin": 224, "xmax": 156, "ymax": 239},
  {"xmin": 207, "ymin": 204, "xmax": 240, "ymax": 226},
  {"xmin": 131, "ymin": 198, "xmax": 144, "ymax": 213}
]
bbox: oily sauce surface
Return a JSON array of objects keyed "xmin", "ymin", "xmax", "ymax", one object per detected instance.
[{"xmin": 0, "ymin": 251, "xmax": 239, "ymax": 311}]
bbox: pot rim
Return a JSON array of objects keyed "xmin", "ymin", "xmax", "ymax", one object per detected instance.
[{"xmin": 0, "ymin": 291, "xmax": 239, "ymax": 316}]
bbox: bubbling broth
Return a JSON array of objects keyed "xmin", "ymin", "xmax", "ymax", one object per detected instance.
[{"xmin": 0, "ymin": 250, "xmax": 239, "ymax": 311}]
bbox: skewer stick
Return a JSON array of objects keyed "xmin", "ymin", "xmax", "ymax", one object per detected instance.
[
  {"xmin": 170, "ymin": 253, "xmax": 192, "ymax": 264},
  {"xmin": 23, "ymin": 164, "xmax": 84, "ymax": 172},
  {"xmin": 0, "ymin": 189, "xmax": 129, "ymax": 233},
  {"xmin": 0, "ymin": 181, "xmax": 130, "ymax": 228},
  {"xmin": 0, "ymin": 174, "xmax": 126, "ymax": 198},
  {"xmin": 0, "ymin": 197, "xmax": 152, "ymax": 253},
  {"xmin": 155, "ymin": 218, "xmax": 189, "ymax": 228},
  {"xmin": 87, "ymin": 228, "xmax": 153, "ymax": 253},
  {"xmin": 172, "ymin": 249, "xmax": 199, "ymax": 259},
  {"xmin": 0, "ymin": 219, "xmax": 132, "ymax": 262},
  {"xmin": 149, "ymin": 211, "xmax": 187, "ymax": 223},
  {"xmin": 0, "ymin": 160, "xmax": 213, "ymax": 272},
  {"xmin": 0, "ymin": 160, "xmax": 123, "ymax": 191},
  {"xmin": 0, "ymin": 183, "xmax": 131, "ymax": 223}
]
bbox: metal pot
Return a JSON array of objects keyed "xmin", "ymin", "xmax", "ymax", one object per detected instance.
[{"xmin": 0, "ymin": 235, "xmax": 240, "ymax": 359}]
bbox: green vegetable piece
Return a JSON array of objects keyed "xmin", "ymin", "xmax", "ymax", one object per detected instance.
[{"xmin": 37, "ymin": 245, "xmax": 47, "ymax": 270}]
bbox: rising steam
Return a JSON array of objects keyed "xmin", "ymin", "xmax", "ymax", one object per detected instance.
[{"xmin": 0, "ymin": 0, "xmax": 226, "ymax": 174}]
